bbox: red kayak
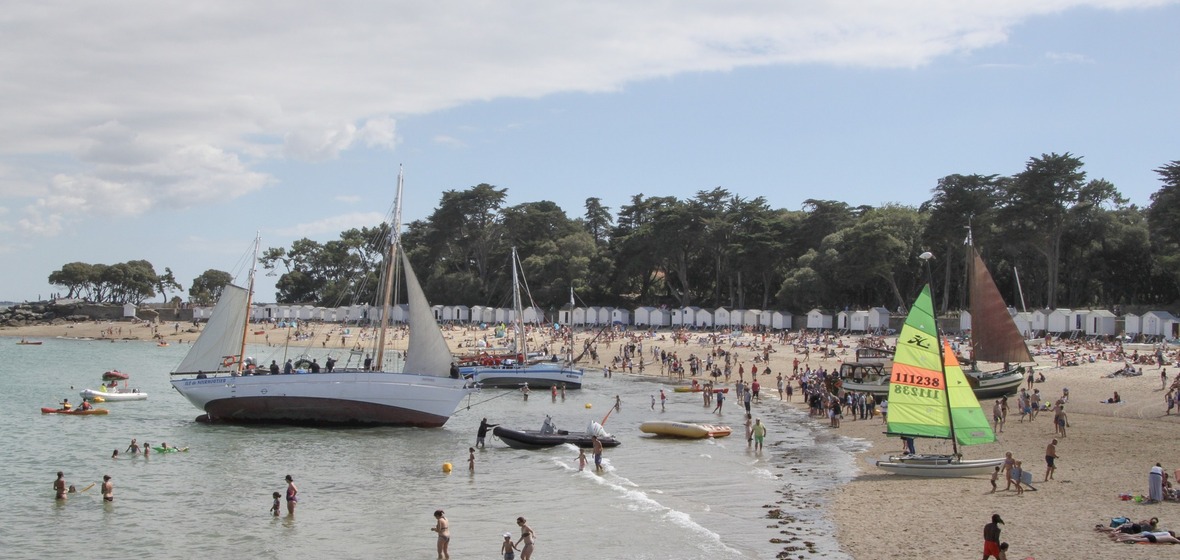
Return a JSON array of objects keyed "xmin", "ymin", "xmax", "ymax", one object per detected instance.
[
  {"xmin": 102, "ymin": 370, "xmax": 129, "ymax": 381},
  {"xmin": 41, "ymin": 407, "xmax": 109, "ymax": 415}
]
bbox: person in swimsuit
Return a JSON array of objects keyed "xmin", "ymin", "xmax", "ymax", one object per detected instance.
[
  {"xmin": 54, "ymin": 471, "xmax": 67, "ymax": 500},
  {"xmin": 1045, "ymin": 439, "xmax": 1059, "ymax": 481},
  {"xmin": 285, "ymin": 475, "xmax": 298, "ymax": 515},
  {"xmin": 515, "ymin": 516, "xmax": 536, "ymax": 560},
  {"xmin": 271, "ymin": 492, "xmax": 281, "ymax": 516},
  {"xmin": 126, "ymin": 439, "xmax": 140, "ymax": 454},
  {"xmin": 101, "ymin": 475, "xmax": 113, "ymax": 502},
  {"xmin": 432, "ymin": 509, "xmax": 450, "ymax": 560},
  {"xmin": 592, "ymin": 436, "xmax": 604, "ymax": 472}
]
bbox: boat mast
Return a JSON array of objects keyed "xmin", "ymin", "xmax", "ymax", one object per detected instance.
[
  {"xmin": 920, "ymin": 251, "xmax": 960, "ymax": 458},
  {"xmin": 236, "ymin": 233, "xmax": 261, "ymax": 374},
  {"xmin": 511, "ymin": 246, "xmax": 524, "ymax": 362},
  {"xmin": 375, "ymin": 165, "xmax": 405, "ymax": 370}
]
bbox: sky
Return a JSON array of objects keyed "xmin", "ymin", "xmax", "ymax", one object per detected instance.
[{"xmin": 1, "ymin": 1, "xmax": 1178, "ymax": 303}]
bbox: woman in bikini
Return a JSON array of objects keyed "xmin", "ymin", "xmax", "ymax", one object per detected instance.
[
  {"xmin": 515, "ymin": 516, "xmax": 536, "ymax": 560},
  {"xmin": 432, "ymin": 509, "xmax": 450, "ymax": 560},
  {"xmin": 284, "ymin": 475, "xmax": 298, "ymax": 515}
]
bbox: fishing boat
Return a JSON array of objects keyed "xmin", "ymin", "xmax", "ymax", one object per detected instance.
[
  {"xmin": 41, "ymin": 407, "xmax": 109, "ymax": 415},
  {"xmin": 80, "ymin": 388, "xmax": 148, "ymax": 402},
  {"xmin": 169, "ymin": 169, "xmax": 473, "ymax": 427},
  {"xmin": 639, "ymin": 421, "xmax": 732, "ymax": 438},
  {"xmin": 875, "ymin": 285, "xmax": 1003, "ymax": 477},
  {"xmin": 17, "ymin": 339, "xmax": 42, "ymax": 345},
  {"xmin": 463, "ymin": 247, "xmax": 584, "ymax": 390}
]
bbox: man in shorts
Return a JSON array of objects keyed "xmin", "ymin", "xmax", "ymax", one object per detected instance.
[{"xmin": 1045, "ymin": 439, "xmax": 1059, "ymax": 481}]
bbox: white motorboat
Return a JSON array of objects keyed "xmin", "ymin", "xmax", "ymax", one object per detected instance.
[{"xmin": 81, "ymin": 388, "xmax": 148, "ymax": 402}]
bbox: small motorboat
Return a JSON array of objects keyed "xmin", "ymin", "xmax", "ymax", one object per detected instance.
[
  {"xmin": 493, "ymin": 417, "xmax": 620, "ymax": 450},
  {"xmin": 80, "ymin": 388, "xmax": 148, "ymax": 402},
  {"xmin": 639, "ymin": 421, "xmax": 732, "ymax": 439},
  {"xmin": 101, "ymin": 370, "xmax": 129, "ymax": 381},
  {"xmin": 41, "ymin": 407, "xmax": 109, "ymax": 415},
  {"xmin": 17, "ymin": 339, "xmax": 43, "ymax": 345}
]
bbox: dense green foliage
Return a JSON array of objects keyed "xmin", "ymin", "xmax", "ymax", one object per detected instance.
[{"xmin": 47, "ymin": 156, "xmax": 1180, "ymax": 312}]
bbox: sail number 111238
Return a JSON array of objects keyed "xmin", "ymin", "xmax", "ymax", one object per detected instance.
[{"xmin": 891, "ymin": 372, "xmax": 941, "ymax": 388}]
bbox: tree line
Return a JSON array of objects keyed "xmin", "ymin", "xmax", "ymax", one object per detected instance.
[
  {"xmin": 49, "ymin": 153, "xmax": 1180, "ymax": 314},
  {"xmin": 47, "ymin": 260, "xmax": 235, "ymax": 306}
]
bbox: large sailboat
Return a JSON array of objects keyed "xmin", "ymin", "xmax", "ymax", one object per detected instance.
[
  {"xmin": 169, "ymin": 173, "xmax": 473, "ymax": 427},
  {"xmin": 959, "ymin": 244, "xmax": 1031, "ymax": 398},
  {"xmin": 875, "ymin": 285, "xmax": 1003, "ymax": 477},
  {"xmin": 461, "ymin": 247, "xmax": 584, "ymax": 389}
]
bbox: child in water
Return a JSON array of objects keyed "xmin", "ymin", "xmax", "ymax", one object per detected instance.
[
  {"xmin": 271, "ymin": 492, "xmax": 281, "ymax": 516},
  {"xmin": 577, "ymin": 449, "xmax": 587, "ymax": 471},
  {"xmin": 468, "ymin": 447, "xmax": 476, "ymax": 473},
  {"xmin": 501, "ymin": 532, "xmax": 517, "ymax": 560}
]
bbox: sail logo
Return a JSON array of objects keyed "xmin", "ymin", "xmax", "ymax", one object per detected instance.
[{"xmin": 905, "ymin": 333, "xmax": 931, "ymax": 349}]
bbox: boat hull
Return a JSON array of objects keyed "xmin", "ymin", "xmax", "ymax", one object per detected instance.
[
  {"xmin": 465, "ymin": 364, "xmax": 584, "ymax": 389},
  {"xmin": 639, "ymin": 421, "xmax": 731, "ymax": 438},
  {"xmin": 492, "ymin": 426, "xmax": 621, "ymax": 449},
  {"xmin": 170, "ymin": 372, "xmax": 471, "ymax": 427},
  {"xmin": 81, "ymin": 389, "xmax": 148, "ymax": 401},
  {"xmin": 875, "ymin": 456, "xmax": 1003, "ymax": 477},
  {"xmin": 41, "ymin": 407, "xmax": 109, "ymax": 415},
  {"xmin": 672, "ymin": 386, "xmax": 728, "ymax": 393}
]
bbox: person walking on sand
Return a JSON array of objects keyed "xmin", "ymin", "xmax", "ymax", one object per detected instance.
[
  {"xmin": 54, "ymin": 471, "xmax": 67, "ymax": 500},
  {"xmin": 1045, "ymin": 439, "xmax": 1059, "ymax": 481},
  {"xmin": 284, "ymin": 475, "xmax": 298, "ymax": 514},
  {"xmin": 990, "ymin": 466, "xmax": 1000, "ymax": 493},
  {"xmin": 982, "ymin": 513, "xmax": 1004, "ymax": 559},
  {"xmin": 432, "ymin": 509, "xmax": 451, "ymax": 560}
]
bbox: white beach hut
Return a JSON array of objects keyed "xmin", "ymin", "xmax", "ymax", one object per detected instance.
[
  {"xmin": 1067, "ymin": 310, "xmax": 1088, "ymax": 332},
  {"xmin": 677, "ymin": 306, "xmax": 703, "ymax": 327},
  {"xmin": 960, "ymin": 310, "xmax": 973, "ymax": 332},
  {"xmin": 1013, "ymin": 312, "xmax": 1033, "ymax": 338},
  {"xmin": 595, "ymin": 307, "xmax": 613, "ymax": 325},
  {"xmin": 572, "ymin": 307, "xmax": 589, "ymax": 326},
  {"xmin": 390, "ymin": 303, "xmax": 409, "ymax": 323},
  {"xmin": 771, "ymin": 311, "xmax": 792, "ymax": 330},
  {"xmin": 522, "ymin": 305, "xmax": 544, "ymax": 324},
  {"xmin": 443, "ymin": 305, "xmax": 470, "ymax": 322},
  {"xmin": 695, "ymin": 309, "xmax": 714, "ymax": 328},
  {"xmin": 633, "ymin": 306, "xmax": 655, "ymax": 327},
  {"xmin": 1031, "ymin": 309, "xmax": 1050, "ymax": 333},
  {"xmin": 806, "ymin": 309, "xmax": 833, "ymax": 330},
  {"xmin": 1046, "ymin": 308, "xmax": 1073, "ymax": 334},
  {"xmin": 649, "ymin": 308, "xmax": 672, "ymax": 327},
  {"xmin": 740, "ymin": 309, "xmax": 761, "ymax": 328},
  {"xmin": 612, "ymin": 308, "xmax": 631, "ymax": 325},
  {"xmin": 1085, "ymin": 309, "xmax": 1117, "ymax": 336},
  {"xmin": 1124, "ymin": 313, "xmax": 1141, "ymax": 337},
  {"xmin": 714, "ymin": 307, "xmax": 732, "ymax": 328},
  {"xmin": 494, "ymin": 307, "xmax": 511, "ymax": 324},
  {"xmin": 850, "ymin": 310, "xmax": 870, "ymax": 332},
  {"xmin": 868, "ymin": 307, "xmax": 891, "ymax": 331},
  {"xmin": 836, "ymin": 310, "xmax": 851, "ymax": 330},
  {"xmin": 1142, "ymin": 311, "xmax": 1179, "ymax": 338}
]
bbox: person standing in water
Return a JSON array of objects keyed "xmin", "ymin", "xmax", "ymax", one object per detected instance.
[
  {"xmin": 752, "ymin": 418, "xmax": 767, "ymax": 451},
  {"xmin": 592, "ymin": 436, "xmax": 604, "ymax": 472},
  {"xmin": 101, "ymin": 475, "xmax": 114, "ymax": 502},
  {"xmin": 284, "ymin": 475, "xmax": 298, "ymax": 514},
  {"xmin": 54, "ymin": 471, "xmax": 67, "ymax": 500},
  {"xmin": 515, "ymin": 516, "xmax": 536, "ymax": 560},
  {"xmin": 432, "ymin": 509, "xmax": 451, "ymax": 560}
]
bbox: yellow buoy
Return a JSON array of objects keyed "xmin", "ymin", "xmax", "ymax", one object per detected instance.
[
  {"xmin": 93, "ymin": 396, "xmax": 105, "ymax": 403},
  {"xmin": 584, "ymin": 403, "xmax": 592, "ymax": 409},
  {"xmin": 442, "ymin": 462, "xmax": 452, "ymax": 473}
]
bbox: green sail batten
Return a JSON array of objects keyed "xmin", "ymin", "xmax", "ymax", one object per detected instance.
[{"xmin": 885, "ymin": 285, "xmax": 995, "ymax": 447}]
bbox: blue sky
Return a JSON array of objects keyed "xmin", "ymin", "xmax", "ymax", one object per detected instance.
[{"xmin": 2, "ymin": 1, "xmax": 1177, "ymax": 303}]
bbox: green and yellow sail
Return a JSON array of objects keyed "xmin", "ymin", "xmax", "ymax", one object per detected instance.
[{"xmin": 886, "ymin": 285, "xmax": 995, "ymax": 446}]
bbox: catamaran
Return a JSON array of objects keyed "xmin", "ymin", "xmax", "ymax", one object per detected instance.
[
  {"xmin": 169, "ymin": 170, "xmax": 473, "ymax": 427},
  {"xmin": 875, "ymin": 285, "xmax": 1003, "ymax": 477}
]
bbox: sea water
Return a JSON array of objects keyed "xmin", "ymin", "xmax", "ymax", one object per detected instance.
[{"xmin": 0, "ymin": 336, "xmax": 857, "ymax": 559}]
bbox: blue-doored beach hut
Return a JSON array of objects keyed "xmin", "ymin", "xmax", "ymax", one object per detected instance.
[{"xmin": 1085, "ymin": 309, "xmax": 1117, "ymax": 336}]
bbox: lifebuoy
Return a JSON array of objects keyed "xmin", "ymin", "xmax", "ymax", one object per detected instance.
[{"xmin": 222, "ymin": 356, "xmax": 237, "ymax": 368}]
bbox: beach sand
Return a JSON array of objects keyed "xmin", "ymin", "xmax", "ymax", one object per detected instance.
[{"xmin": 6, "ymin": 320, "xmax": 1179, "ymax": 559}]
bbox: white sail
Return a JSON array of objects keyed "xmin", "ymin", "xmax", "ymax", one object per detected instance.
[
  {"xmin": 174, "ymin": 285, "xmax": 249, "ymax": 374},
  {"xmin": 401, "ymin": 250, "xmax": 452, "ymax": 377}
]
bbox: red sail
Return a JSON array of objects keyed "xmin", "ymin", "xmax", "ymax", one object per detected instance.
[{"xmin": 969, "ymin": 247, "xmax": 1034, "ymax": 364}]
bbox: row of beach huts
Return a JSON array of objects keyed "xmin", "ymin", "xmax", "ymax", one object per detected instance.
[{"xmin": 186, "ymin": 303, "xmax": 1180, "ymax": 339}]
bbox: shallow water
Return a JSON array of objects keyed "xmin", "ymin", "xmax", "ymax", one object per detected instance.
[{"xmin": 2, "ymin": 335, "xmax": 856, "ymax": 559}]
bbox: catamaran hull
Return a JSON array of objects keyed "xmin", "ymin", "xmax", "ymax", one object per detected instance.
[
  {"xmin": 171, "ymin": 372, "xmax": 471, "ymax": 427},
  {"xmin": 875, "ymin": 456, "xmax": 1004, "ymax": 477},
  {"xmin": 840, "ymin": 370, "xmax": 1022, "ymax": 400},
  {"xmin": 465, "ymin": 365, "xmax": 584, "ymax": 389}
]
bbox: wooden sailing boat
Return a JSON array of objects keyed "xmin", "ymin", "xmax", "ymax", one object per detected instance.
[
  {"xmin": 875, "ymin": 285, "xmax": 1003, "ymax": 477},
  {"xmin": 960, "ymin": 243, "xmax": 1033, "ymax": 398}
]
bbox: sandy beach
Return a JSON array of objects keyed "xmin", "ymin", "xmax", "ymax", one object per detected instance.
[{"xmin": 7, "ymin": 319, "xmax": 1179, "ymax": 559}]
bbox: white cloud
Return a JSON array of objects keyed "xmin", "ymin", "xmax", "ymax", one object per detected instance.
[
  {"xmin": 0, "ymin": 0, "xmax": 1174, "ymax": 235},
  {"xmin": 334, "ymin": 195, "xmax": 362, "ymax": 204},
  {"xmin": 269, "ymin": 212, "xmax": 387, "ymax": 237},
  {"xmin": 1045, "ymin": 51, "xmax": 1092, "ymax": 63}
]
